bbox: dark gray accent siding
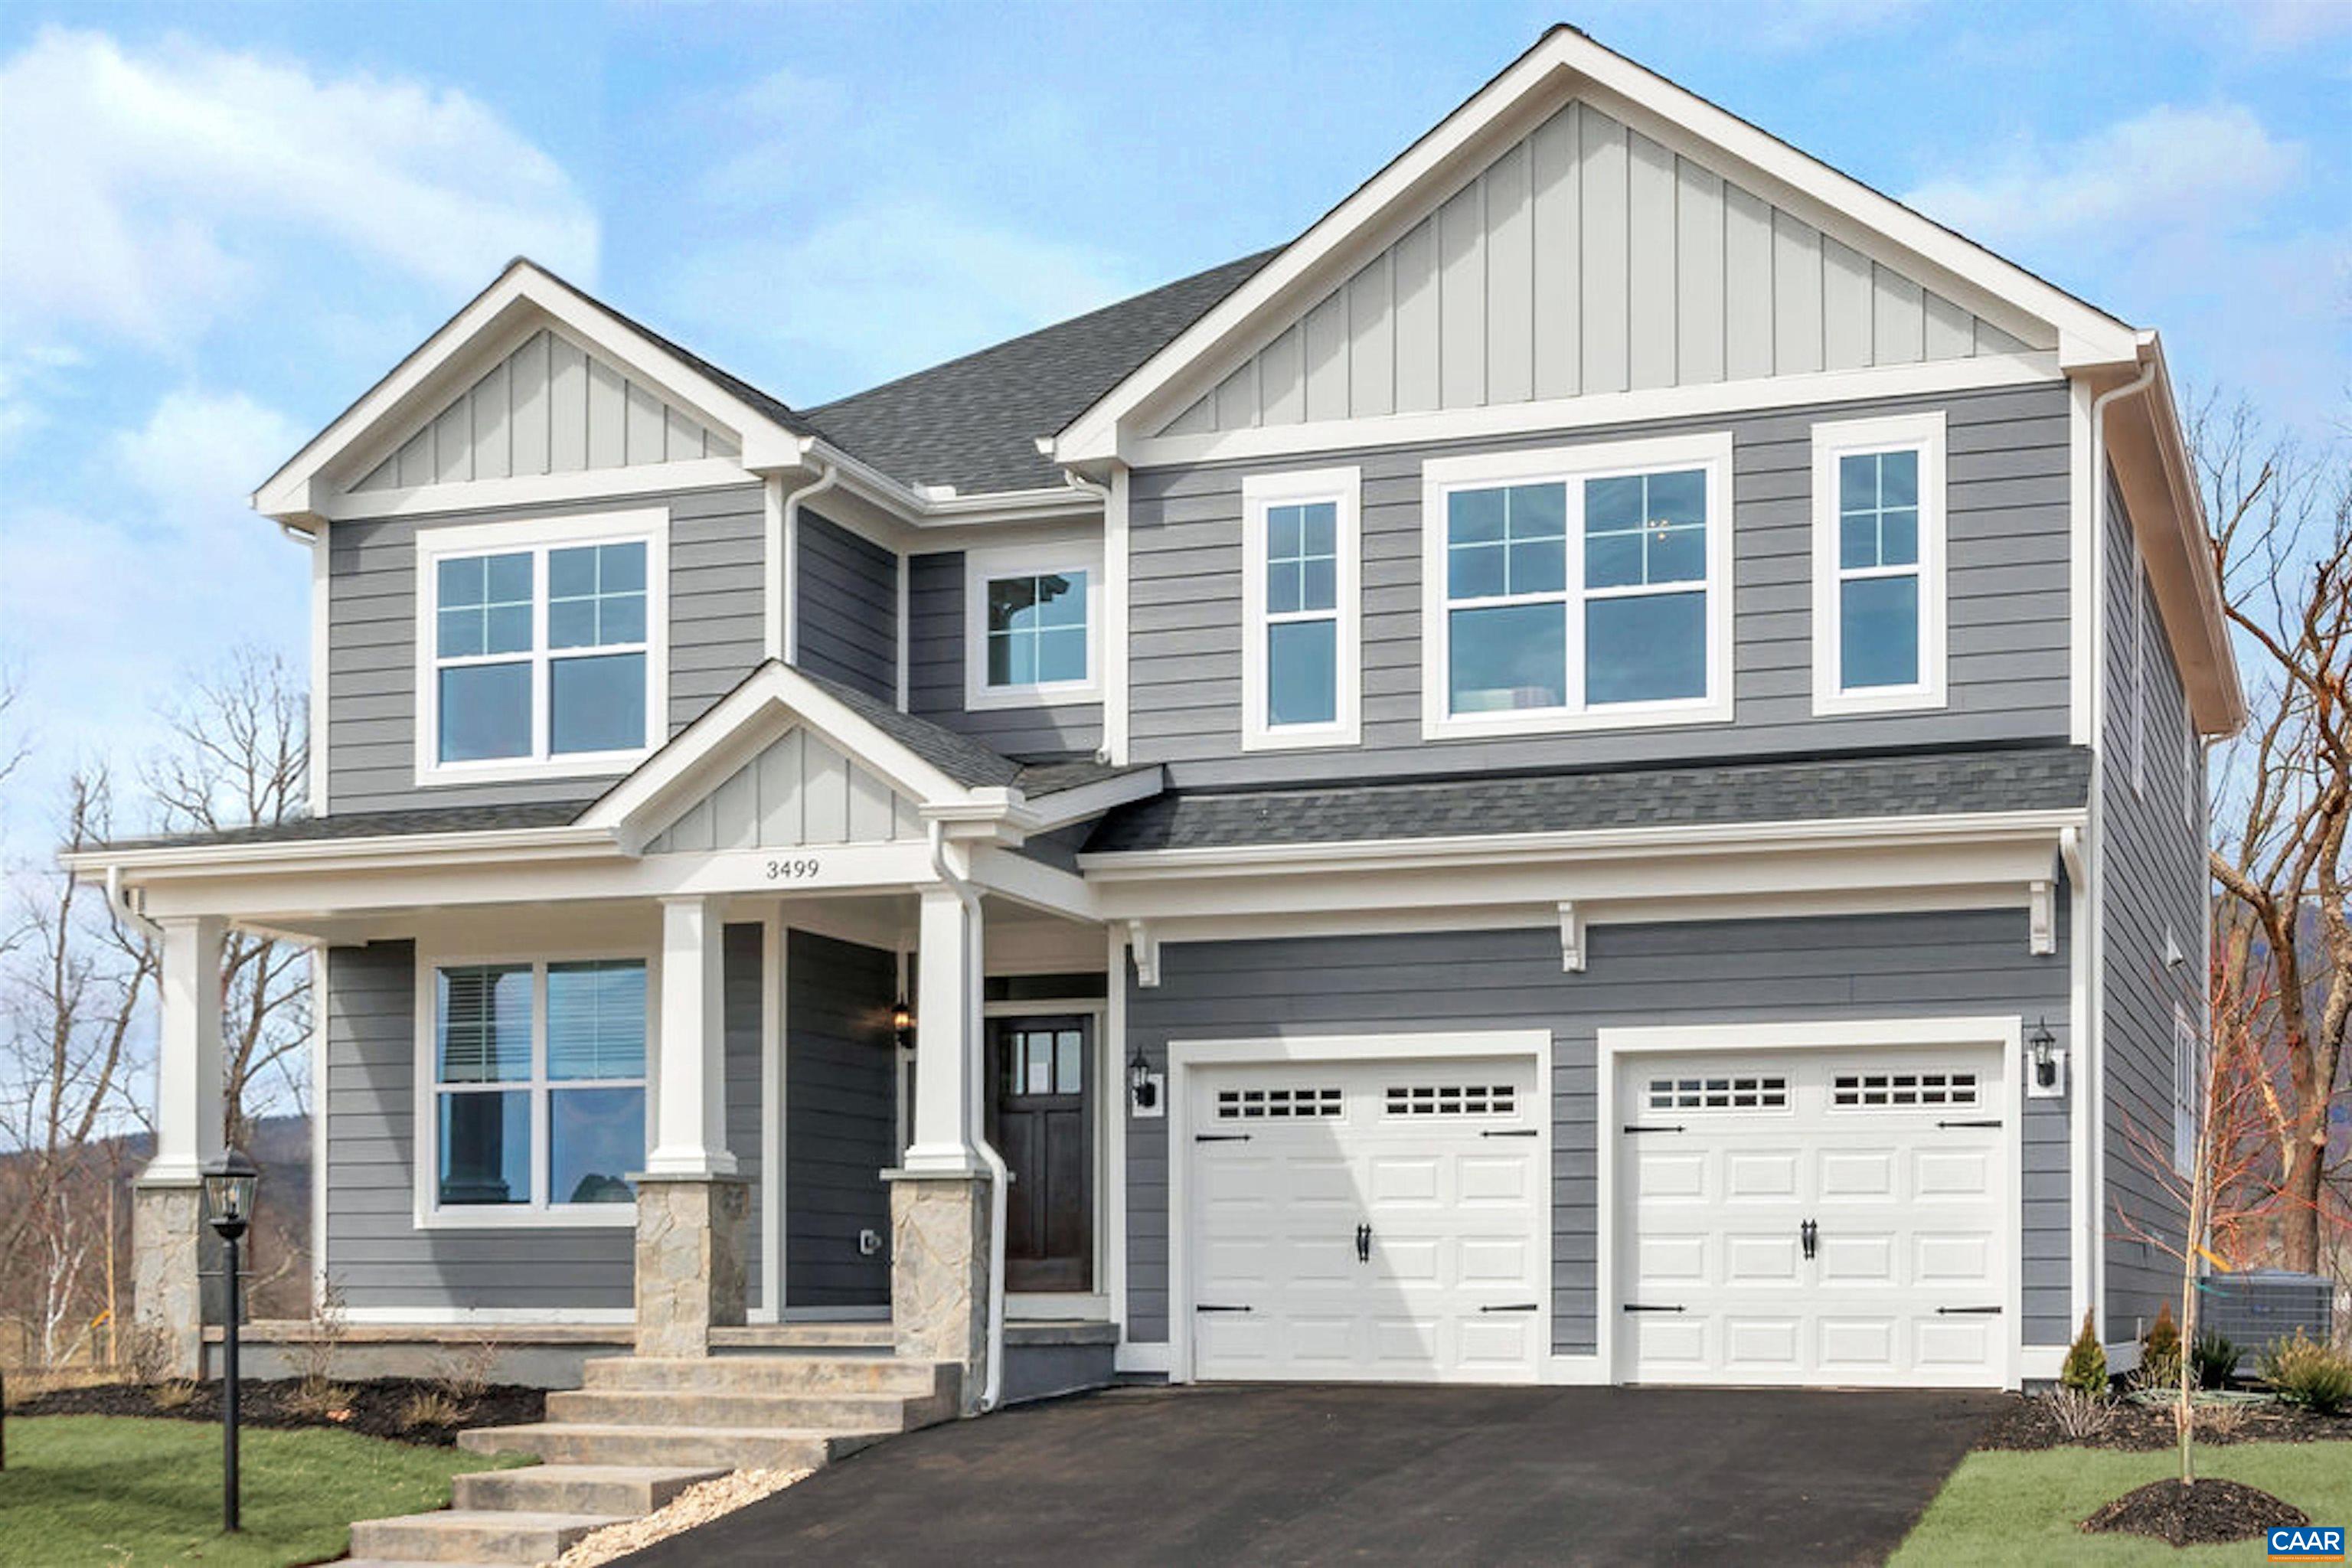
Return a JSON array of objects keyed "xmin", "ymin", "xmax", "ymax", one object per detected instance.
[
  {"xmin": 908, "ymin": 551, "xmax": 1103, "ymax": 759},
  {"xmin": 2099, "ymin": 470, "xmax": 2203, "ymax": 1341},
  {"xmin": 322, "ymin": 940, "xmax": 633, "ymax": 1312},
  {"xmin": 786, "ymin": 929, "xmax": 897, "ymax": 1308},
  {"xmin": 724, "ymin": 922, "xmax": 766, "ymax": 1314},
  {"xmin": 1122, "ymin": 910, "xmax": 2072, "ymax": 1354},
  {"xmin": 795, "ymin": 511, "xmax": 899, "ymax": 703},
  {"xmin": 325, "ymin": 484, "xmax": 765, "ymax": 814},
  {"xmin": 1128, "ymin": 383, "xmax": 2072, "ymax": 788}
]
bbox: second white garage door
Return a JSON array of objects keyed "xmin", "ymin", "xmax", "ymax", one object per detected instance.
[
  {"xmin": 1188, "ymin": 1054, "xmax": 1546, "ymax": 1383},
  {"xmin": 1619, "ymin": 1044, "xmax": 2011, "ymax": 1387}
]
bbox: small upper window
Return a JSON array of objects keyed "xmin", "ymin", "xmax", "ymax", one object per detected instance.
[
  {"xmin": 1243, "ymin": 467, "xmax": 1361, "ymax": 750},
  {"xmin": 1811, "ymin": 412, "xmax": 1946, "ymax": 716},
  {"xmin": 1419, "ymin": 433, "xmax": 1733, "ymax": 739},
  {"xmin": 417, "ymin": 511, "xmax": 665, "ymax": 784},
  {"xmin": 964, "ymin": 546, "xmax": 1100, "ymax": 709}
]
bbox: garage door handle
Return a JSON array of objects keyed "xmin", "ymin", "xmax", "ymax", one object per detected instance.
[
  {"xmin": 1481, "ymin": 1128, "xmax": 1539, "ymax": 1138},
  {"xmin": 1937, "ymin": 1119, "xmax": 2004, "ymax": 1129},
  {"xmin": 1194, "ymin": 1133, "xmax": 1252, "ymax": 1143},
  {"xmin": 1622, "ymin": 1124, "xmax": 1686, "ymax": 1135},
  {"xmin": 1936, "ymin": 1305, "xmax": 2003, "ymax": 1315},
  {"xmin": 1479, "ymin": 1302, "xmax": 1540, "ymax": 1313},
  {"xmin": 1194, "ymin": 1303, "xmax": 1253, "ymax": 1313},
  {"xmin": 1623, "ymin": 1302, "xmax": 1687, "ymax": 1313}
]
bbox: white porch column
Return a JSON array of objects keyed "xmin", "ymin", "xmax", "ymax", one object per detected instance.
[
  {"xmin": 133, "ymin": 913, "xmax": 225, "ymax": 1377},
  {"xmin": 902, "ymin": 885, "xmax": 984, "ymax": 1173},
  {"xmin": 646, "ymin": 895, "xmax": 737, "ymax": 1178}
]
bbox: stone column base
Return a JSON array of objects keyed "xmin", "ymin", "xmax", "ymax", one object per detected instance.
[
  {"xmin": 885, "ymin": 1171, "xmax": 992, "ymax": 1414},
  {"xmin": 631, "ymin": 1174, "xmax": 750, "ymax": 1357},
  {"xmin": 131, "ymin": 1176, "xmax": 204, "ymax": 1380}
]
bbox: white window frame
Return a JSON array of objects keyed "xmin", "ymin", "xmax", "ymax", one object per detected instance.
[
  {"xmin": 413, "ymin": 943, "xmax": 655, "ymax": 1230},
  {"xmin": 2129, "ymin": 544, "xmax": 2149, "ymax": 797},
  {"xmin": 1809, "ymin": 411, "xmax": 1948, "ymax": 717},
  {"xmin": 2172, "ymin": 998, "xmax": 2200, "ymax": 1176},
  {"xmin": 962, "ymin": 541, "xmax": 1103, "ymax": 710},
  {"xmin": 1419, "ymin": 431, "xmax": 1736, "ymax": 740},
  {"xmin": 413, "ymin": 508, "xmax": 670, "ymax": 788},
  {"xmin": 1241, "ymin": 466, "xmax": 1361, "ymax": 751}
]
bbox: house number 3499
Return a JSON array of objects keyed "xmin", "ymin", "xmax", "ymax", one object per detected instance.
[{"xmin": 765, "ymin": 857, "xmax": 822, "ymax": 881}]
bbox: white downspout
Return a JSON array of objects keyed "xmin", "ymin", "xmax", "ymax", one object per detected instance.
[
  {"xmin": 2084, "ymin": 356, "xmax": 2158, "ymax": 1344},
  {"xmin": 925, "ymin": 820, "xmax": 1009, "ymax": 1412},
  {"xmin": 777, "ymin": 461, "xmax": 841, "ymax": 665}
]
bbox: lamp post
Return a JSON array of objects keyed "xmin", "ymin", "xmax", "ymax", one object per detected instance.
[{"xmin": 202, "ymin": 1149, "xmax": 259, "ymax": 1534}]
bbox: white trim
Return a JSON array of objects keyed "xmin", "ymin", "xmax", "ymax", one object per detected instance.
[
  {"xmin": 962, "ymin": 542, "xmax": 1105, "ymax": 710},
  {"xmin": 2129, "ymin": 543, "xmax": 2149, "ymax": 798},
  {"xmin": 1163, "ymin": 1028, "xmax": 1551, "ymax": 1385},
  {"xmin": 412, "ymin": 508, "xmax": 671, "ymax": 789},
  {"xmin": 307, "ymin": 527, "xmax": 330, "ymax": 815},
  {"xmin": 1130, "ymin": 356, "xmax": 2056, "ymax": 471},
  {"xmin": 1240, "ymin": 466, "xmax": 1362, "ymax": 751},
  {"xmin": 410, "ymin": 936, "xmax": 654, "ymax": 1230},
  {"xmin": 1595, "ymin": 1014, "xmax": 2024, "ymax": 1389},
  {"xmin": 2068, "ymin": 382, "xmax": 2096, "ymax": 745},
  {"xmin": 1810, "ymin": 412, "xmax": 1949, "ymax": 717},
  {"xmin": 320, "ymin": 459, "xmax": 747, "ymax": 524},
  {"xmin": 1114, "ymin": 1341, "xmax": 1170, "ymax": 1375},
  {"xmin": 1104, "ymin": 926, "xmax": 1130, "ymax": 1338},
  {"xmin": 308, "ymin": 944, "xmax": 329, "ymax": 1304},
  {"xmin": 762, "ymin": 912, "xmax": 786, "ymax": 1322},
  {"xmin": 1419, "ymin": 431, "xmax": 1734, "ymax": 740},
  {"xmin": 1103, "ymin": 466, "xmax": 1132, "ymax": 763},
  {"xmin": 763, "ymin": 476, "xmax": 787, "ymax": 662},
  {"xmin": 985, "ymin": 1000, "xmax": 1112, "ymax": 1298}
]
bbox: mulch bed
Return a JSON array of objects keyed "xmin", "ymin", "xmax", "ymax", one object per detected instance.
[
  {"xmin": 2082, "ymin": 1478, "xmax": 2309, "ymax": 1545},
  {"xmin": 6, "ymin": 1377, "xmax": 544, "ymax": 1447},
  {"xmin": 1979, "ymin": 1393, "xmax": 2352, "ymax": 1451}
]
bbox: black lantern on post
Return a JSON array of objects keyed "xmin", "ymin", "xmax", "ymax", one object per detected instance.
[
  {"xmin": 891, "ymin": 995, "xmax": 914, "ymax": 1050},
  {"xmin": 1128, "ymin": 1044, "xmax": 1159, "ymax": 1114},
  {"xmin": 202, "ymin": 1148, "xmax": 259, "ymax": 1534}
]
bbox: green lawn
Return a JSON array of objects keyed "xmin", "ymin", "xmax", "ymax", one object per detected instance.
[
  {"xmin": 1894, "ymin": 1442, "xmax": 2352, "ymax": 1566},
  {"xmin": 0, "ymin": 1415, "xmax": 528, "ymax": 1567}
]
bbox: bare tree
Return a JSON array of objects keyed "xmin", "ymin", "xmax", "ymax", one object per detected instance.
[
  {"xmin": 0, "ymin": 770, "xmax": 157, "ymax": 1361},
  {"xmin": 2196, "ymin": 393, "xmax": 2351, "ymax": 1276},
  {"xmin": 140, "ymin": 646, "xmax": 310, "ymax": 1148}
]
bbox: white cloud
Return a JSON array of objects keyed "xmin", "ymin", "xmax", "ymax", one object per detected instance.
[
  {"xmin": 112, "ymin": 387, "xmax": 305, "ymax": 512},
  {"xmin": 0, "ymin": 26, "xmax": 598, "ymax": 351},
  {"xmin": 693, "ymin": 67, "xmax": 855, "ymax": 211},
  {"xmin": 1903, "ymin": 104, "xmax": 2303, "ymax": 250},
  {"xmin": 668, "ymin": 200, "xmax": 1144, "ymax": 400}
]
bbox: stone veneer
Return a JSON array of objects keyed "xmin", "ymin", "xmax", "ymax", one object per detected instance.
[
  {"xmin": 632, "ymin": 1174, "xmax": 750, "ymax": 1357},
  {"xmin": 131, "ymin": 1178, "xmax": 205, "ymax": 1378},
  {"xmin": 887, "ymin": 1173, "xmax": 993, "ymax": 1413}
]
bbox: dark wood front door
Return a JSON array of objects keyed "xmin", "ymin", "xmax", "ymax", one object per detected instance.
[{"xmin": 986, "ymin": 1015, "xmax": 1093, "ymax": 1293}]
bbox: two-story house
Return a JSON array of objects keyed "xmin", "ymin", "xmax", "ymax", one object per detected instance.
[{"xmin": 80, "ymin": 28, "xmax": 2240, "ymax": 1413}]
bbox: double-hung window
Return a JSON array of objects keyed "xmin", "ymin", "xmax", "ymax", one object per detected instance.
[
  {"xmin": 963, "ymin": 544, "xmax": 1101, "ymax": 709},
  {"xmin": 427, "ymin": 956, "xmax": 648, "ymax": 1223},
  {"xmin": 1811, "ymin": 412, "xmax": 1947, "ymax": 715},
  {"xmin": 417, "ymin": 511, "xmax": 668, "ymax": 783},
  {"xmin": 1242, "ymin": 467, "xmax": 1361, "ymax": 749},
  {"xmin": 1421, "ymin": 433, "xmax": 1733, "ymax": 737}
]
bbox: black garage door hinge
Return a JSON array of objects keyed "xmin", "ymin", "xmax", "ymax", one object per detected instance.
[
  {"xmin": 1937, "ymin": 1119, "xmax": 2004, "ymax": 1129},
  {"xmin": 1194, "ymin": 1132, "xmax": 1252, "ymax": 1143},
  {"xmin": 1936, "ymin": 1305, "xmax": 2004, "ymax": 1315},
  {"xmin": 1622, "ymin": 1302, "xmax": 1687, "ymax": 1313},
  {"xmin": 1479, "ymin": 1302, "xmax": 1540, "ymax": 1312},
  {"xmin": 1194, "ymin": 1303, "xmax": 1253, "ymax": 1313},
  {"xmin": 1481, "ymin": 1128, "xmax": 1540, "ymax": 1138},
  {"xmin": 1622, "ymin": 1124, "xmax": 1687, "ymax": 1135}
]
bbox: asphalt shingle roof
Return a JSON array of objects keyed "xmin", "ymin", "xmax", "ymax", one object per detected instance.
[
  {"xmin": 1082, "ymin": 746, "xmax": 2094, "ymax": 855},
  {"xmin": 804, "ymin": 251, "xmax": 1275, "ymax": 495},
  {"xmin": 102, "ymin": 801, "xmax": 588, "ymax": 851}
]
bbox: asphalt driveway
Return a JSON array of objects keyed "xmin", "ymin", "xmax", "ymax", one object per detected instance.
[{"xmin": 619, "ymin": 1382, "xmax": 1998, "ymax": 1567}]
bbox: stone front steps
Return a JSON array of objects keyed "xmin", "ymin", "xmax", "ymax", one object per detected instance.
[{"xmin": 346, "ymin": 1353, "xmax": 959, "ymax": 1566}]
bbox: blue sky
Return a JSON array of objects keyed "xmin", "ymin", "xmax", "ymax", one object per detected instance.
[{"xmin": 1, "ymin": 0, "xmax": 2346, "ymax": 844}]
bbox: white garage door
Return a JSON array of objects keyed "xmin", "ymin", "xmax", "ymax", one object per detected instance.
[
  {"xmin": 1189, "ymin": 1055, "xmax": 1545, "ymax": 1383},
  {"xmin": 1619, "ymin": 1044, "xmax": 2009, "ymax": 1388}
]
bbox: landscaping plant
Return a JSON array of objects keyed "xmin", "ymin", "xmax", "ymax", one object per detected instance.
[
  {"xmin": 2140, "ymin": 1304, "xmax": 2183, "ymax": 1388},
  {"xmin": 2060, "ymin": 1310, "xmax": 2109, "ymax": 1397},
  {"xmin": 2191, "ymin": 1328, "xmax": 2243, "ymax": 1390},
  {"xmin": 2259, "ymin": 1330, "xmax": 2352, "ymax": 1416}
]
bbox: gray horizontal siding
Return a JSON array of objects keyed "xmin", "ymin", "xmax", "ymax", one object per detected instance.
[
  {"xmin": 2100, "ymin": 469, "xmax": 2203, "ymax": 1341},
  {"xmin": 325, "ymin": 483, "xmax": 765, "ymax": 814},
  {"xmin": 908, "ymin": 550, "xmax": 1102, "ymax": 760},
  {"xmin": 322, "ymin": 940, "xmax": 633, "ymax": 1312},
  {"xmin": 1129, "ymin": 382, "xmax": 2072, "ymax": 788},
  {"xmin": 795, "ymin": 511, "xmax": 898, "ymax": 704},
  {"xmin": 1122, "ymin": 909, "xmax": 2072, "ymax": 1355},
  {"xmin": 786, "ymin": 929, "xmax": 897, "ymax": 1308}
]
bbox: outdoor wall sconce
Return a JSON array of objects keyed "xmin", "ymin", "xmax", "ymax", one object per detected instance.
[
  {"xmin": 2026, "ymin": 1017, "xmax": 2067, "ymax": 1099},
  {"xmin": 1129, "ymin": 1044, "xmax": 1164, "ymax": 1119},
  {"xmin": 202, "ymin": 1148, "xmax": 260, "ymax": 1534},
  {"xmin": 890, "ymin": 995, "xmax": 913, "ymax": 1050}
]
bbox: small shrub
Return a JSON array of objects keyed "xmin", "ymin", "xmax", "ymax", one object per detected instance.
[
  {"xmin": 2192, "ymin": 1329, "xmax": 2243, "ymax": 1389},
  {"xmin": 150, "ymin": 1378, "xmax": 200, "ymax": 1411},
  {"xmin": 429, "ymin": 1335, "xmax": 502, "ymax": 1409},
  {"xmin": 282, "ymin": 1378, "xmax": 355, "ymax": 1419},
  {"xmin": 122, "ymin": 1318, "xmax": 175, "ymax": 1386},
  {"xmin": 2260, "ymin": 1329, "xmax": 2352, "ymax": 1415},
  {"xmin": 2194, "ymin": 1396, "xmax": 2252, "ymax": 1440},
  {"xmin": 398, "ymin": 1388, "xmax": 463, "ymax": 1429},
  {"xmin": 2060, "ymin": 1309, "xmax": 2110, "ymax": 1396},
  {"xmin": 2141, "ymin": 1303, "xmax": 2183, "ymax": 1387},
  {"xmin": 2047, "ymin": 1387, "xmax": 2112, "ymax": 1440}
]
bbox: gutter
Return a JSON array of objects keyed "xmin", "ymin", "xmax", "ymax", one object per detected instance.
[
  {"xmin": 924, "ymin": 822, "xmax": 1009, "ymax": 1413},
  {"xmin": 778, "ymin": 456, "xmax": 841, "ymax": 663}
]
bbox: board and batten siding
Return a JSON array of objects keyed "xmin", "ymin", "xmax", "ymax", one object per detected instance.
[
  {"xmin": 1121, "ymin": 910, "xmax": 2073, "ymax": 1357},
  {"xmin": 785, "ymin": 929, "xmax": 898, "ymax": 1308},
  {"xmin": 352, "ymin": 328, "xmax": 739, "ymax": 492},
  {"xmin": 796, "ymin": 511, "xmax": 900, "ymax": 704},
  {"xmin": 2099, "ymin": 471, "xmax": 2203, "ymax": 1342},
  {"xmin": 1159, "ymin": 100, "xmax": 2031, "ymax": 439},
  {"xmin": 324, "ymin": 483, "xmax": 765, "ymax": 814},
  {"xmin": 647, "ymin": 727, "xmax": 923, "ymax": 854},
  {"xmin": 907, "ymin": 550, "xmax": 1103, "ymax": 759},
  {"xmin": 1129, "ymin": 382, "xmax": 2071, "ymax": 788}
]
